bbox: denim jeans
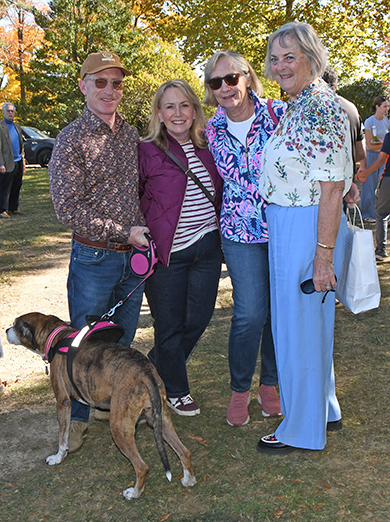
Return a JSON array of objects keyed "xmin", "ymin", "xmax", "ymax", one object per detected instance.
[
  {"xmin": 146, "ymin": 230, "xmax": 222, "ymax": 398},
  {"xmin": 68, "ymin": 239, "xmax": 144, "ymax": 422},
  {"xmin": 221, "ymin": 235, "xmax": 277, "ymax": 393},
  {"xmin": 360, "ymin": 149, "xmax": 384, "ymax": 219}
]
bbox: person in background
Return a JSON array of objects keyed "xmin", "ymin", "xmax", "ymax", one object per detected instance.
[
  {"xmin": 49, "ymin": 51, "xmax": 149, "ymax": 452},
  {"xmin": 139, "ymin": 80, "xmax": 223, "ymax": 416},
  {"xmin": 0, "ymin": 103, "xmax": 24, "ymax": 218},
  {"xmin": 361, "ymin": 96, "xmax": 390, "ymax": 222},
  {"xmin": 204, "ymin": 50, "xmax": 286, "ymax": 427},
  {"xmin": 322, "ymin": 67, "xmax": 366, "ymax": 175},
  {"xmin": 257, "ymin": 22, "xmax": 353, "ymax": 454},
  {"xmin": 357, "ymin": 131, "xmax": 390, "ymax": 259}
]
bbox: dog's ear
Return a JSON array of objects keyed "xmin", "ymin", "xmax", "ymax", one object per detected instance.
[{"xmin": 20, "ymin": 322, "xmax": 37, "ymax": 349}]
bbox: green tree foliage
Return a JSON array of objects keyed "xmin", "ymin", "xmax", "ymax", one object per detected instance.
[
  {"xmin": 338, "ymin": 79, "xmax": 389, "ymax": 122},
  {"xmin": 144, "ymin": 0, "xmax": 388, "ymax": 83},
  {"xmin": 19, "ymin": 0, "xmax": 201, "ymax": 135},
  {"xmin": 119, "ymin": 36, "xmax": 203, "ymax": 137}
]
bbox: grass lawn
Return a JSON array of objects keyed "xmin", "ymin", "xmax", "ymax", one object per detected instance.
[{"xmin": 1, "ymin": 169, "xmax": 390, "ymax": 521}]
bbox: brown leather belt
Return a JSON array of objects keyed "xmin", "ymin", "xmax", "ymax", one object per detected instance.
[{"xmin": 73, "ymin": 233, "xmax": 133, "ymax": 252}]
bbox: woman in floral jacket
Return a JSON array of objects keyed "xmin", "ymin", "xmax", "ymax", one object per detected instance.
[
  {"xmin": 257, "ymin": 22, "xmax": 353, "ymax": 454},
  {"xmin": 204, "ymin": 50, "xmax": 286, "ymax": 426}
]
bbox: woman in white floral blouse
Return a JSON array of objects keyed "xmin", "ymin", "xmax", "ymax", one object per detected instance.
[{"xmin": 257, "ymin": 22, "xmax": 353, "ymax": 454}]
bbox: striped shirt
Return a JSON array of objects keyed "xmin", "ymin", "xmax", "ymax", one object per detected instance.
[{"xmin": 171, "ymin": 141, "xmax": 218, "ymax": 252}]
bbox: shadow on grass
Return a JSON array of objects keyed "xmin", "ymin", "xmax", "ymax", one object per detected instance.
[{"xmin": 0, "ymin": 168, "xmax": 71, "ymax": 281}]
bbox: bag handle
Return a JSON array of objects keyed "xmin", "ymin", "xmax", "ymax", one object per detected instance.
[
  {"xmin": 267, "ymin": 98, "xmax": 279, "ymax": 126},
  {"xmin": 164, "ymin": 149, "xmax": 218, "ymax": 212},
  {"xmin": 346, "ymin": 204, "xmax": 365, "ymax": 230}
]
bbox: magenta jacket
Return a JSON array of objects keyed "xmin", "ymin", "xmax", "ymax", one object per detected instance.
[{"xmin": 139, "ymin": 133, "xmax": 222, "ymax": 267}]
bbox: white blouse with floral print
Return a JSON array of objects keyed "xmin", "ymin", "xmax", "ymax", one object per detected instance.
[{"xmin": 259, "ymin": 79, "xmax": 353, "ymax": 207}]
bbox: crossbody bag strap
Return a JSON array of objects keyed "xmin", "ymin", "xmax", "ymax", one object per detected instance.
[
  {"xmin": 267, "ymin": 98, "xmax": 279, "ymax": 127},
  {"xmin": 164, "ymin": 148, "xmax": 218, "ymax": 211}
]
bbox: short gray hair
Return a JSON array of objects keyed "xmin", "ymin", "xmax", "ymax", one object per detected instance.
[
  {"xmin": 204, "ymin": 50, "xmax": 263, "ymax": 107},
  {"xmin": 3, "ymin": 102, "xmax": 15, "ymax": 112},
  {"xmin": 264, "ymin": 22, "xmax": 328, "ymax": 82}
]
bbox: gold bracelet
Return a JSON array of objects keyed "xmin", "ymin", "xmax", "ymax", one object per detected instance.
[
  {"xmin": 314, "ymin": 253, "xmax": 334, "ymax": 269},
  {"xmin": 317, "ymin": 241, "xmax": 335, "ymax": 250}
]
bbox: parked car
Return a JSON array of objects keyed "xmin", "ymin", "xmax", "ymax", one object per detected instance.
[{"xmin": 21, "ymin": 126, "xmax": 55, "ymax": 168}]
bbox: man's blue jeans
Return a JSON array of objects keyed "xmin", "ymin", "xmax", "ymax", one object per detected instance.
[
  {"xmin": 68, "ymin": 240, "xmax": 144, "ymax": 422},
  {"xmin": 146, "ymin": 230, "xmax": 222, "ymax": 398},
  {"xmin": 221, "ymin": 235, "xmax": 278, "ymax": 393}
]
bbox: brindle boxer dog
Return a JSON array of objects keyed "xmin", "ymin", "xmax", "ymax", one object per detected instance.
[{"xmin": 7, "ymin": 312, "xmax": 196, "ymax": 500}]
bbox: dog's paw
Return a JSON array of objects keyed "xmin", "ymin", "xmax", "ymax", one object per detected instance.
[
  {"xmin": 46, "ymin": 452, "xmax": 65, "ymax": 466},
  {"xmin": 122, "ymin": 486, "xmax": 144, "ymax": 500},
  {"xmin": 181, "ymin": 469, "xmax": 197, "ymax": 488}
]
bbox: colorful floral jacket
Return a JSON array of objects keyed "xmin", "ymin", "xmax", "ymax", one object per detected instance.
[{"xmin": 205, "ymin": 91, "xmax": 286, "ymax": 243}]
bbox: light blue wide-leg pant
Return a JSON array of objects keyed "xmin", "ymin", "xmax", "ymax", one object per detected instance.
[{"xmin": 266, "ymin": 204, "xmax": 348, "ymax": 450}]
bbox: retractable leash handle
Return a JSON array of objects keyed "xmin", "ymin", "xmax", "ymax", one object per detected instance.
[
  {"xmin": 101, "ymin": 234, "xmax": 159, "ymax": 320},
  {"xmin": 129, "ymin": 233, "xmax": 158, "ymax": 278}
]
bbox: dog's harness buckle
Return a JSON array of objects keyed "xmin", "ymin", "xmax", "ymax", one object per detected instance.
[{"xmin": 46, "ymin": 319, "xmax": 124, "ymax": 405}]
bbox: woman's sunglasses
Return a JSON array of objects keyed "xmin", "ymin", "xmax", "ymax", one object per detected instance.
[
  {"xmin": 207, "ymin": 73, "xmax": 245, "ymax": 91},
  {"xmin": 300, "ymin": 277, "xmax": 337, "ymax": 304},
  {"xmin": 84, "ymin": 78, "xmax": 124, "ymax": 91}
]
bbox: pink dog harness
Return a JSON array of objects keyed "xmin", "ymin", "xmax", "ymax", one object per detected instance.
[{"xmin": 44, "ymin": 320, "xmax": 124, "ymax": 405}]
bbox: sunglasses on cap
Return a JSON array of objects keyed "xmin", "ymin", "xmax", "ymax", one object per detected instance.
[
  {"xmin": 84, "ymin": 77, "xmax": 124, "ymax": 90},
  {"xmin": 207, "ymin": 73, "xmax": 245, "ymax": 91},
  {"xmin": 300, "ymin": 277, "xmax": 337, "ymax": 304}
]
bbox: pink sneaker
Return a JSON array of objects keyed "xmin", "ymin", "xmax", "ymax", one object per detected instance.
[
  {"xmin": 258, "ymin": 385, "xmax": 281, "ymax": 417},
  {"xmin": 227, "ymin": 390, "xmax": 251, "ymax": 426}
]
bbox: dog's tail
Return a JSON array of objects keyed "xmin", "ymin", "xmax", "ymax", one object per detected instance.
[{"xmin": 146, "ymin": 369, "xmax": 172, "ymax": 482}]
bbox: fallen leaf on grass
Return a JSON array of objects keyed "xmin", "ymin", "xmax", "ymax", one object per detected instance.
[
  {"xmin": 6, "ymin": 483, "xmax": 14, "ymax": 488},
  {"xmin": 160, "ymin": 514, "xmax": 171, "ymax": 521},
  {"xmin": 315, "ymin": 504, "xmax": 324, "ymax": 511},
  {"xmin": 188, "ymin": 435, "xmax": 209, "ymax": 445}
]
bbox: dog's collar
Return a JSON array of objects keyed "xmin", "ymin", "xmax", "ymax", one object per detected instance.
[{"xmin": 44, "ymin": 326, "xmax": 71, "ymax": 361}]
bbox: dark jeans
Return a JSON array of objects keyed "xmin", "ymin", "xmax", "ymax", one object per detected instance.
[
  {"xmin": 146, "ymin": 230, "xmax": 222, "ymax": 398},
  {"xmin": 69, "ymin": 240, "xmax": 144, "ymax": 422},
  {"xmin": 221, "ymin": 236, "xmax": 278, "ymax": 393},
  {"xmin": 0, "ymin": 160, "xmax": 23, "ymax": 213}
]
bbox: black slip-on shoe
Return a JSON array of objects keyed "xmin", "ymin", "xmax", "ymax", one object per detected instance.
[
  {"xmin": 256, "ymin": 433, "xmax": 297, "ymax": 455},
  {"xmin": 327, "ymin": 419, "xmax": 343, "ymax": 432}
]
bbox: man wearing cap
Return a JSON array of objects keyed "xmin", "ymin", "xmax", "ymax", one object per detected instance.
[{"xmin": 49, "ymin": 51, "xmax": 149, "ymax": 452}]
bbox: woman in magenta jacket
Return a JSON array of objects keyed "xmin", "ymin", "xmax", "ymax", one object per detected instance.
[{"xmin": 139, "ymin": 79, "xmax": 223, "ymax": 416}]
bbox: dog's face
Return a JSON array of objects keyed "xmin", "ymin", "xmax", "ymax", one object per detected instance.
[{"xmin": 7, "ymin": 312, "xmax": 67, "ymax": 356}]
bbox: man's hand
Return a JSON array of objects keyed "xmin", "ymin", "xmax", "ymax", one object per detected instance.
[
  {"xmin": 128, "ymin": 226, "xmax": 150, "ymax": 247},
  {"xmin": 0, "ymin": 165, "xmax": 5, "ymax": 174}
]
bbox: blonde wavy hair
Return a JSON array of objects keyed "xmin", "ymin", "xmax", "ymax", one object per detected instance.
[{"xmin": 144, "ymin": 79, "xmax": 207, "ymax": 150}]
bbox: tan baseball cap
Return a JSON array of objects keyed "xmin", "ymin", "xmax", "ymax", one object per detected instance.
[{"xmin": 80, "ymin": 51, "xmax": 131, "ymax": 79}]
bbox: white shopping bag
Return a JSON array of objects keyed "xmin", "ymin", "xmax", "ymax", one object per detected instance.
[{"xmin": 335, "ymin": 206, "xmax": 381, "ymax": 314}]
